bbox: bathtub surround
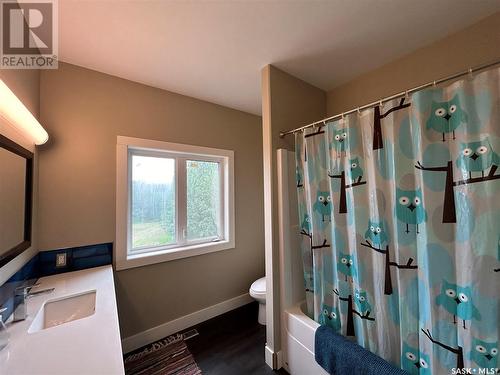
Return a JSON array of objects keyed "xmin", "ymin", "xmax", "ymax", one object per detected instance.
[
  {"xmin": 38, "ymin": 63, "xmax": 264, "ymax": 341},
  {"xmin": 0, "ymin": 243, "xmax": 112, "ymax": 323},
  {"xmin": 295, "ymin": 68, "xmax": 500, "ymax": 372}
]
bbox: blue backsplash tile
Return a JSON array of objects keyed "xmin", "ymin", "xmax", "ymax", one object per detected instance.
[
  {"xmin": 0, "ymin": 242, "xmax": 112, "ymax": 321},
  {"xmin": 0, "ymin": 254, "xmax": 39, "ymax": 321},
  {"xmin": 38, "ymin": 243, "xmax": 112, "ymax": 277}
]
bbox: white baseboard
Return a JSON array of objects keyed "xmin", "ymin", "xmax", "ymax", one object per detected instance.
[
  {"xmin": 265, "ymin": 345, "xmax": 284, "ymax": 370},
  {"xmin": 265, "ymin": 344, "xmax": 275, "ymax": 369},
  {"xmin": 276, "ymin": 350, "xmax": 284, "ymax": 369},
  {"xmin": 122, "ymin": 293, "xmax": 253, "ymax": 354}
]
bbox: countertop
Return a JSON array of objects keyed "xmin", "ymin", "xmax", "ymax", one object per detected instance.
[{"xmin": 0, "ymin": 265, "xmax": 124, "ymax": 375}]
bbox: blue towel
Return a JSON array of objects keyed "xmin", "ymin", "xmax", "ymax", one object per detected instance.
[{"xmin": 315, "ymin": 325, "xmax": 407, "ymax": 375}]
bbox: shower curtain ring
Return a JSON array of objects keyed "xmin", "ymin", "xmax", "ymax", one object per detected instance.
[
  {"xmin": 433, "ymin": 80, "xmax": 436, "ymax": 87},
  {"xmin": 405, "ymin": 90, "xmax": 409, "ymax": 100},
  {"xmin": 468, "ymin": 67, "xmax": 473, "ymax": 79},
  {"xmin": 357, "ymin": 107, "xmax": 361, "ymax": 115}
]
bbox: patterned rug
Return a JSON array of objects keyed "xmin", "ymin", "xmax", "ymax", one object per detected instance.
[{"xmin": 124, "ymin": 334, "xmax": 202, "ymax": 375}]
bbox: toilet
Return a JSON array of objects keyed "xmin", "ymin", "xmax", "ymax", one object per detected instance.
[{"xmin": 249, "ymin": 277, "xmax": 266, "ymax": 325}]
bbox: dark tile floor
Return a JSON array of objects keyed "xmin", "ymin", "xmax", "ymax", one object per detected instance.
[{"xmin": 183, "ymin": 302, "xmax": 288, "ymax": 375}]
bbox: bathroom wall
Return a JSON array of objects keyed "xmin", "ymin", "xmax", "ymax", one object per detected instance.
[
  {"xmin": 261, "ymin": 65, "xmax": 325, "ymax": 365},
  {"xmin": 327, "ymin": 11, "xmax": 500, "ymax": 115},
  {"xmin": 0, "ymin": 69, "xmax": 40, "ymax": 286},
  {"xmin": 38, "ymin": 63, "xmax": 264, "ymax": 339}
]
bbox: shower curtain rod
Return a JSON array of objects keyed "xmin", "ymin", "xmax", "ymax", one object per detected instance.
[{"xmin": 279, "ymin": 59, "xmax": 500, "ymax": 138}]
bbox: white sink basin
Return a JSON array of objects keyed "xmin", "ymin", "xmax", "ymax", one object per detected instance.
[{"xmin": 29, "ymin": 290, "xmax": 96, "ymax": 333}]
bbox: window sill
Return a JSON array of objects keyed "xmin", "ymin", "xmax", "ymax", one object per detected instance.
[{"xmin": 115, "ymin": 239, "xmax": 235, "ymax": 271}]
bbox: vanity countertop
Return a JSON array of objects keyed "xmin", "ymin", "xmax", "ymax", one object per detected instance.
[{"xmin": 0, "ymin": 265, "xmax": 124, "ymax": 375}]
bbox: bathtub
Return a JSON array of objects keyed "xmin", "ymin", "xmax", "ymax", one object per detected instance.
[{"xmin": 284, "ymin": 302, "xmax": 329, "ymax": 375}]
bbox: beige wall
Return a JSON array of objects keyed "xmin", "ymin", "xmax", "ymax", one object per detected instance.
[
  {"xmin": 327, "ymin": 12, "xmax": 500, "ymax": 115},
  {"xmin": 261, "ymin": 65, "xmax": 325, "ymax": 362},
  {"xmin": 38, "ymin": 63, "xmax": 264, "ymax": 338},
  {"xmin": 0, "ymin": 69, "xmax": 40, "ymax": 286}
]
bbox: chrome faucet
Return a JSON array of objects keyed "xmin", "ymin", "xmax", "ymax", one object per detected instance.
[{"xmin": 13, "ymin": 283, "xmax": 55, "ymax": 322}]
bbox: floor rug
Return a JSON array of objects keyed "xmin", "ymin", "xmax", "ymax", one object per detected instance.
[{"xmin": 124, "ymin": 334, "xmax": 202, "ymax": 375}]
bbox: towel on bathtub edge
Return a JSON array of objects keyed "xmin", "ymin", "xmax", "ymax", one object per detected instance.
[{"xmin": 314, "ymin": 325, "xmax": 407, "ymax": 375}]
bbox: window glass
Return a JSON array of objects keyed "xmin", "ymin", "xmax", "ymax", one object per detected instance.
[
  {"xmin": 131, "ymin": 155, "xmax": 176, "ymax": 249},
  {"xmin": 186, "ymin": 160, "xmax": 221, "ymax": 240}
]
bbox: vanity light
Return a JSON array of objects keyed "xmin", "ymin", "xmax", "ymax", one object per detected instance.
[{"xmin": 0, "ymin": 79, "xmax": 49, "ymax": 145}]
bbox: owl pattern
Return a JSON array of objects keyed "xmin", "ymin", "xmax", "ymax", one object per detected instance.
[
  {"xmin": 348, "ymin": 157, "xmax": 363, "ymax": 183},
  {"xmin": 319, "ymin": 304, "xmax": 341, "ymax": 332},
  {"xmin": 364, "ymin": 219, "xmax": 389, "ymax": 249},
  {"xmin": 435, "ymin": 280, "xmax": 481, "ymax": 329},
  {"xmin": 295, "ymin": 79, "xmax": 499, "ymax": 374},
  {"xmin": 401, "ymin": 342, "xmax": 431, "ymax": 375},
  {"xmin": 468, "ymin": 338, "xmax": 498, "ymax": 369},
  {"xmin": 426, "ymin": 95, "xmax": 467, "ymax": 142},
  {"xmin": 313, "ymin": 190, "xmax": 332, "ymax": 222},
  {"xmin": 396, "ymin": 187, "xmax": 427, "ymax": 234},
  {"xmin": 354, "ymin": 289, "xmax": 372, "ymax": 315},
  {"xmin": 456, "ymin": 138, "xmax": 499, "ymax": 179},
  {"xmin": 330, "ymin": 128, "xmax": 350, "ymax": 157},
  {"xmin": 337, "ymin": 252, "xmax": 357, "ymax": 283},
  {"xmin": 301, "ymin": 214, "xmax": 311, "ymax": 234}
]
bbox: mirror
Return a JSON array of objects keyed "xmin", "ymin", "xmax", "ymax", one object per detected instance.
[{"xmin": 0, "ymin": 134, "xmax": 33, "ymax": 267}]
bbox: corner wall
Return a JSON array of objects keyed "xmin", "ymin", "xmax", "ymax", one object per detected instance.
[
  {"xmin": 261, "ymin": 65, "xmax": 325, "ymax": 367},
  {"xmin": 327, "ymin": 12, "xmax": 500, "ymax": 115},
  {"xmin": 38, "ymin": 63, "xmax": 265, "ymax": 340}
]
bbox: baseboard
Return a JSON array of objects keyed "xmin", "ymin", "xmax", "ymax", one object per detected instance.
[
  {"xmin": 265, "ymin": 345, "xmax": 284, "ymax": 370},
  {"xmin": 276, "ymin": 350, "xmax": 284, "ymax": 369},
  {"xmin": 122, "ymin": 293, "xmax": 253, "ymax": 353},
  {"xmin": 265, "ymin": 344, "xmax": 275, "ymax": 369}
]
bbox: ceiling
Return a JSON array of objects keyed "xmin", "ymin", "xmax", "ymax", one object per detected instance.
[{"xmin": 59, "ymin": 1, "xmax": 500, "ymax": 115}]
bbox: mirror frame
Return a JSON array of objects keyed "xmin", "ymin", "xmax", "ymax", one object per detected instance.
[{"xmin": 0, "ymin": 133, "xmax": 33, "ymax": 268}]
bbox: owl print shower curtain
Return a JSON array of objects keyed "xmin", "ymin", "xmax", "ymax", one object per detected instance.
[{"xmin": 295, "ymin": 67, "xmax": 499, "ymax": 374}]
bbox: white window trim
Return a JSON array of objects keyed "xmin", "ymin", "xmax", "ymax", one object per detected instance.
[{"xmin": 116, "ymin": 136, "xmax": 235, "ymax": 271}]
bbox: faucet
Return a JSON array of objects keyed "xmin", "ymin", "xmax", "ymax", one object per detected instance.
[{"xmin": 13, "ymin": 284, "xmax": 55, "ymax": 322}]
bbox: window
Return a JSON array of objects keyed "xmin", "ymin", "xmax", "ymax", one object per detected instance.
[{"xmin": 116, "ymin": 136, "xmax": 234, "ymax": 270}]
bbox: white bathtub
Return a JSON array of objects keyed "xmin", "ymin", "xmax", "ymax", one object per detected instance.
[{"xmin": 284, "ymin": 302, "xmax": 329, "ymax": 375}]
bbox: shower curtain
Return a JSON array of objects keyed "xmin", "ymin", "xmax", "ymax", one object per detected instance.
[{"xmin": 295, "ymin": 67, "xmax": 499, "ymax": 374}]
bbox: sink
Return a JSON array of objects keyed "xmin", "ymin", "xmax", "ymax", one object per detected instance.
[{"xmin": 29, "ymin": 290, "xmax": 96, "ymax": 333}]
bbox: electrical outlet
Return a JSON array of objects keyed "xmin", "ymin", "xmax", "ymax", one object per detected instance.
[{"xmin": 56, "ymin": 252, "xmax": 67, "ymax": 267}]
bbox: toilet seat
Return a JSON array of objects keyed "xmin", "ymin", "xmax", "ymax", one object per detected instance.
[{"xmin": 250, "ymin": 277, "xmax": 266, "ymax": 297}]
